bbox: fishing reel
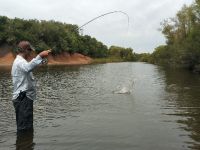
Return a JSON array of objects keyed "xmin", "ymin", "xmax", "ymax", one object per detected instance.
[
  {"xmin": 42, "ymin": 58, "xmax": 48, "ymax": 64},
  {"xmin": 41, "ymin": 49, "xmax": 52, "ymax": 65}
]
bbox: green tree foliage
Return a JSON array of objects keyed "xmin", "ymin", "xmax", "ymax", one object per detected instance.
[
  {"xmin": 135, "ymin": 53, "xmax": 152, "ymax": 62},
  {"xmin": 0, "ymin": 16, "xmax": 108, "ymax": 58},
  {"xmin": 77, "ymin": 35, "xmax": 108, "ymax": 58},
  {"xmin": 150, "ymin": 1, "xmax": 200, "ymax": 71},
  {"xmin": 151, "ymin": 45, "xmax": 174, "ymax": 64},
  {"xmin": 108, "ymin": 46, "xmax": 135, "ymax": 61}
]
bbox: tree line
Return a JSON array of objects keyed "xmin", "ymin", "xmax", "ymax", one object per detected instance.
[
  {"xmin": 0, "ymin": 16, "xmax": 137, "ymax": 60},
  {"xmin": 141, "ymin": 0, "xmax": 200, "ymax": 72}
]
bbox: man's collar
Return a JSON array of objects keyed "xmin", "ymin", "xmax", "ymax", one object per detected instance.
[{"xmin": 17, "ymin": 55, "xmax": 25, "ymax": 60}]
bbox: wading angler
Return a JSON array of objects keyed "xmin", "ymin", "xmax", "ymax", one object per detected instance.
[{"xmin": 11, "ymin": 41, "xmax": 51, "ymax": 133}]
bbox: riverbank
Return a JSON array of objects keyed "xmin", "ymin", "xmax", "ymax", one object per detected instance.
[
  {"xmin": 92, "ymin": 57, "xmax": 128, "ymax": 64},
  {"xmin": 0, "ymin": 51, "xmax": 92, "ymax": 66}
]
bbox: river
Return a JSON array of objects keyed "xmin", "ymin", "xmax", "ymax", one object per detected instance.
[{"xmin": 0, "ymin": 62, "xmax": 200, "ymax": 150}]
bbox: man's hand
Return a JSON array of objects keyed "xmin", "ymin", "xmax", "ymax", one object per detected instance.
[{"xmin": 39, "ymin": 49, "xmax": 52, "ymax": 58}]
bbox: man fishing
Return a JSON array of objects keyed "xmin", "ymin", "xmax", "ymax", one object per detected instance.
[{"xmin": 11, "ymin": 41, "xmax": 51, "ymax": 133}]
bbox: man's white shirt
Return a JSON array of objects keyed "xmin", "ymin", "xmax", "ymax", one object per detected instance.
[{"xmin": 11, "ymin": 55, "xmax": 43, "ymax": 101}]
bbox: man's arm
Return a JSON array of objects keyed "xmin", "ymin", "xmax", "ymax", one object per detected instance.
[{"xmin": 20, "ymin": 50, "xmax": 51, "ymax": 72}]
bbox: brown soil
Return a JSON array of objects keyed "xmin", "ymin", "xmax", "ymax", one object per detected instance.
[{"xmin": 0, "ymin": 51, "xmax": 92, "ymax": 66}]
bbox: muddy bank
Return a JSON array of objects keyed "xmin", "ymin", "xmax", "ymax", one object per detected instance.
[{"xmin": 0, "ymin": 50, "xmax": 92, "ymax": 66}]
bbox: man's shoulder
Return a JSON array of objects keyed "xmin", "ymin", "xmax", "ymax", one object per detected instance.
[
  {"xmin": 14, "ymin": 55, "xmax": 26, "ymax": 63},
  {"xmin": 12, "ymin": 56, "xmax": 26, "ymax": 68}
]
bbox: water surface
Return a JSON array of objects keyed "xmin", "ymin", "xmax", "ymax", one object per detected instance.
[{"xmin": 0, "ymin": 62, "xmax": 200, "ymax": 150}]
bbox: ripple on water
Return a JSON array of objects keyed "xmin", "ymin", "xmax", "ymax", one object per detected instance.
[{"xmin": 1, "ymin": 63, "xmax": 200, "ymax": 150}]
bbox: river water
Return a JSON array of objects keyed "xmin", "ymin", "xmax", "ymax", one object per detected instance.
[{"xmin": 0, "ymin": 62, "xmax": 200, "ymax": 150}]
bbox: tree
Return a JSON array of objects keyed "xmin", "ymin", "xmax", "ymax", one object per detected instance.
[
  {"xmin": 151, "ymin": 1, "xmax": 200, "ymax": 71},
  {"xmin": 0, "ymin": 16, "xmax": 109, "ymax": 58}
]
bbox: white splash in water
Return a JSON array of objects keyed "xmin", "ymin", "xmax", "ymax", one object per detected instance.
[
  {"xmin": 114, "ymin": 86, "xmax": 131, "ymax": 94},
  {"xmin": 113, "ymin": 80, "xmax": 134, "ymax": 94}
]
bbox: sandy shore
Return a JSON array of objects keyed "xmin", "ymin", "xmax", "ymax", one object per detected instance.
[{"xmin": 0, "ymin": 51, "xmax": 92, "ymax": 66}]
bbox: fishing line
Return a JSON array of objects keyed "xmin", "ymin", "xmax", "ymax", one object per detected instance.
[
  {"xmin": 78, "ymin": 11, "xmax": 131, "ymax": 94},
  {"xmin": 41, "ymin": 58, "xmax": 49, "ymax": 119},
  {"xmin": 78, "ymin": 10, "xmax": 130, "ymax": 33}
]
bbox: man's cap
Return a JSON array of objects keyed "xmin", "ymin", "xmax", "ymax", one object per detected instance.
[{"xmin": 17, "ymin": 41, "xmax": 35, "ymax": 51}]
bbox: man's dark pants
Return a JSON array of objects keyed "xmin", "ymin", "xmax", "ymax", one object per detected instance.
[{"xmin": 13, "ymin": 92, "xmax": 33, "ymax": 133}]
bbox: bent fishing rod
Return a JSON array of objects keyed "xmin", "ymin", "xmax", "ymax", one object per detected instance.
[{"xmin": 78, "ymin": 10, "xmax": 129, "ymax": 31}]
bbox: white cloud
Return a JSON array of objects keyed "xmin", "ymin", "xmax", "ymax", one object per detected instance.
[{"xmin": 0, "ymin": 0, "xmax": 194, "ymax": 53}]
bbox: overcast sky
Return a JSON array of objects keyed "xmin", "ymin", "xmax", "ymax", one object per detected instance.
[{"xmin": 0, "ymin": 0, "xmax": 194, "ymax": 53}]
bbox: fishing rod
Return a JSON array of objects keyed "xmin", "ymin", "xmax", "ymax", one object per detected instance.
[{"xmin": 78, "ymin": 10, "xmax": 129, "ymax": 32}]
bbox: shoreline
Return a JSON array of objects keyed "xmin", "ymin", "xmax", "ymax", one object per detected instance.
[{"xmin": 0, "ymin": 52, "xmax": 93, "ymax": 67}]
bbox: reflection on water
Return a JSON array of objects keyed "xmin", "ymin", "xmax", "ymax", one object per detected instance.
[
  {"xmin": 162, "ymin": 68, "xmax": 200, "ymax": 150},
  {"xmin": 16, "ymin": 129, "xmax": 34, "ymax": 150},
  {"xmin": 0, "ymin": 63, "xmax": 200, "ymax": 149}
]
